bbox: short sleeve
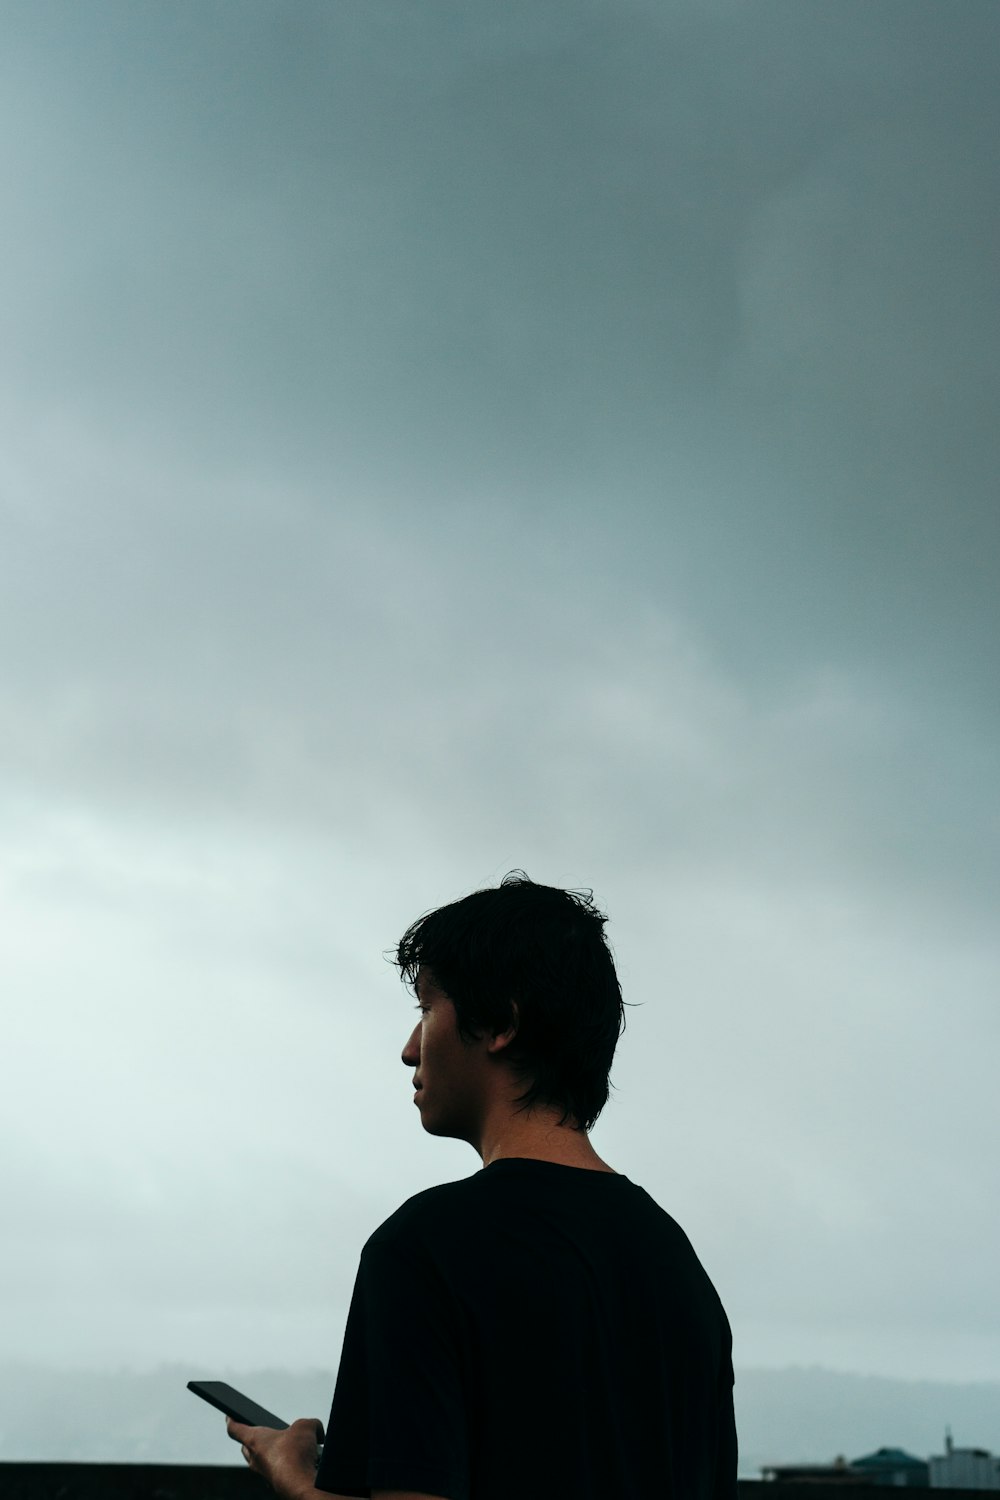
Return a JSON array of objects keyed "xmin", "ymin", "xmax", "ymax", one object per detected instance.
[{"xmin": 316, "ymin": 1227, "xmax": 471, "ymax": 1500}]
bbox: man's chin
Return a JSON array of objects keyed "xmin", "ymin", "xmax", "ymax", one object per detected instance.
[{"xmin": 417, "ymin": 1108, "xmax": 468, "ymax": 1144}]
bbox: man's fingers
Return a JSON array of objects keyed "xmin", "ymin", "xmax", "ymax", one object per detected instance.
[
  {"xmin": 226, "ymin": 1417, "xmax": 252, "ymax": 1444},
  {"xmin": 289, "ymin": 1416, "xmax": 324, "ymax": 1444}
]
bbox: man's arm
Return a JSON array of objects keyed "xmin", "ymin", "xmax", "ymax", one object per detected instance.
[{"xmin": 226, "ymin": 1418, "xmax": 451, "ymax": 1500}]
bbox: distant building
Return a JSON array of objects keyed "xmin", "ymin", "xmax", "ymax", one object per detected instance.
[
  {"xmin": 851, "ymin": 1448, "xmax": 929, "ymax": 1487},
  {"xmin": 762, "ymin": 1434, "xmax": 1000, "ymax": 1489},
  {"xmin": 929, "ymin": 1432, "xmax": 1000, "ymax": 1491},
  {"xmin": 761, "ymin": 1449, "xmax": 928, "ymax": 1486},
  {"xmin": 761, "ymin": 1455, "xmax": 864, "ymax": 1483}
]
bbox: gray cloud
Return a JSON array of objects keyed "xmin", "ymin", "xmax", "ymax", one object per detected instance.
[{"xmin": 0, "ymin": 0, "xmax": 997, "ymax": 1412}]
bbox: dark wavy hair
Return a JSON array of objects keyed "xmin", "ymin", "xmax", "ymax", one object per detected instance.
[{"xmin": 394, "ymin": 871, "xmax": 628, "ymax": 1132}]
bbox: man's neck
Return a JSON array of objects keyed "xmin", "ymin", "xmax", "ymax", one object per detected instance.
[{"xmin": 478, "ymin": 1113, "xmax": 616, "ymax": 1173}]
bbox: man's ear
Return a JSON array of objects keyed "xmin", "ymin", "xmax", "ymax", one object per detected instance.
[{"xmin": 486, "ymin": 1001, "xmax": 519, "ymax": 1056}]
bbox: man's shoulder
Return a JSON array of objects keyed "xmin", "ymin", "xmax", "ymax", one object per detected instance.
[{"xmin": 364, "ymin": 1171, "xmax": 486, "ymax": 1255}]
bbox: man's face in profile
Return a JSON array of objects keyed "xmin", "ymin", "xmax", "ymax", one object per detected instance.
[{"xmin": 402, "ymin": 968, "xmax": 492, "ymax": 1144}]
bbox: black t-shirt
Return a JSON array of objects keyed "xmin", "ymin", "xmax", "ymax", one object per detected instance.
[{"xmin": 316, "ymin": 1158, "xmax": 737, "ymax": 1500}]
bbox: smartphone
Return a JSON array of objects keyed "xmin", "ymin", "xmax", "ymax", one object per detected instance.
[{"xmin": 187, "ymin": 1379, "xmax": 289, "ymax": 1430}]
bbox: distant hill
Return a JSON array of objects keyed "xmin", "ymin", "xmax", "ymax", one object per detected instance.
[
  {"xmin": 0, "ymin": 1362, "xmax": 997, "ymax": 1480},
  {"xmin": 0, "ymin": 1364, "xmax": 331, "ymax": 1468},
  {"xmin": 735, "ymin": 1366, "xmax": 1000, "ymax": 1479}
]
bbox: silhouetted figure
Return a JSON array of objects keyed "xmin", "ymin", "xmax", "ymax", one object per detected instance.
[{"xmin": 231, "ymin": 872, "xmax": 737, "ymax": 1500}]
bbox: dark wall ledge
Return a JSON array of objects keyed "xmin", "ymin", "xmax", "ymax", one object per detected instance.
[
  {"xmin": 0, "ymin": 1465, "xmax": 260, "ymax": 1500},
  {"xmin": 0, "ymin": 1470, "xmax": 987, "ymax": 1500}
]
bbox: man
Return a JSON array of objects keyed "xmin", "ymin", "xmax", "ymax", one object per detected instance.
[{"xmin": 228, "ymin": 872, "xmax": 738, "ymax": 1499}]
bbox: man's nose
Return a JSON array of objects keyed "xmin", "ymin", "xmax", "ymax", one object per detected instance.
[{"xmin": 401, "ymin": 1024, "xmax": 420, "ymax": 1067}]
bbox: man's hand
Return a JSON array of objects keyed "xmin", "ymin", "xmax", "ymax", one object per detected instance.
[{"xmin": 226, "ymin": 1415, "xmax": 324, "ymax": 1500}]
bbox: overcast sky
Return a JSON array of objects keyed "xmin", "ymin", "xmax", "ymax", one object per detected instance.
[{"xmin": 1, "ymin": 0, "xmax": 998, "ymax": 1431}]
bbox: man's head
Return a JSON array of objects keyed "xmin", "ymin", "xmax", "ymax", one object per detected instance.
[{"xmin": 395, "ymin": 871, "xmax": 625, "ymax": 1134}]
